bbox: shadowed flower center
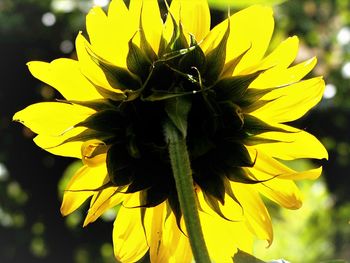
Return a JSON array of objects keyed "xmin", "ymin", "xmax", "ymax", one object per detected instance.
[{"xmin": 66, "ymin": 17, "xmax": 285, "ymax": 222}]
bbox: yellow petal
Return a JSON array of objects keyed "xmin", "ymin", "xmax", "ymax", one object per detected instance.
[
  {"xmin": 165, "ymin": 0, "xmax": 210, "ymax": 43},
  {"xmin": 87, "ymin": 3, "xmax": 131, "ymax": 67},
  {"xmin": 251, "ymin": 77, "xmax": 325, "ymax": 123},
  {"xmin": 28, "ymin": 59, "xmax": 102, "ymax": 101},
  {"xmin": 84, "ymin": 186, "xmax": 125, "ymax": 226},
  {"xmin": 197, "ymin": 188, "xmax": 243, "ymax": 221},
  {"xmin": 250, "ymin": 57, "xmax": 317, "ymax": 89},
  {"xmin": 143, "ymin": 203, "xmax": 168, "ymax": 263},
  {"xmin": 61, "ymin": 164, "xmax": 108, "ymax": 215},
  {"xmin": 75, "ymin": 33, "xmax": 115, "ymax": 89},
  {"xmin": 231, "ymin": 183, "xmax": 273, "ymax": 244},
  {"xmin": 199, "ymin": 211, "xmax": 253, "ymax": 262},
  {"xmin": 13, "ymin": 102, "xmax": 94, "ymax": 135},
  {"xmin": 113, "ymin": 197, "xmax": 148, "ymax": 263},
  {"xmin": 160, "ymin": 213, "xmax": 193, "ymax": 263},
  {"xmin": 255, "ymin": 178, "xmax": 302, "ymax": 209},
  {"xmin": 242, "ymin": 36, "xmax": 299, "ymax": 74},
  {"xmin": 252, "ymin": 124, "xmax": 328, "ymax": 160},
  {"xmin": 34, "ymin": 127, "xmax": 86, "ymax": 158},
  {"xmin": 129, "ymin": 0, "xmax": 163, "ymax": 53},
  {"xmin": 201, "ymin": 6, "xmax": 274, "ymax": 73},
  {"xmin": 248, "ymin": 147, "xmax": 323, "ymax": 180},
  {"xmin": 248, "ymin": 164, "xmax": 303, "ymax": 209}
]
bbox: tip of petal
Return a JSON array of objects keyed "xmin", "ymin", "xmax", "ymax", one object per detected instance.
[
  {"xmin": 247, "ymin": 5, "xmax": 274, "ymax": 16},
  {"xmin": 60, "ymin": 202, "xmax": 71, "ymax": 217}
]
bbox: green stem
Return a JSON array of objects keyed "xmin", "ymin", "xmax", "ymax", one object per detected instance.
[{"xmin": 165, "ymin": 122, "xmax": 211, "ymax": 263}]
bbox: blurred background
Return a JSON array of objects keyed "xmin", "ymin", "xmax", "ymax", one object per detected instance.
[{"xmin": 0, "ymin": 0, "xmax": 350, "ymax": 262}]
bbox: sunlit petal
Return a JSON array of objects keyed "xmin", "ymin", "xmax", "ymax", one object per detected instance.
[
  {"xmin": 28, "ymin": 59, "xmax": 102, "ymax": 101},
  {"xmin": 113, "ymin": 196, "xmax": 148, "ymax": 263},
  {"xmin": 252, "ymin": 77, "xmax": 325, "ymax": 123},
  {"xmin": 61, "ymin": 164, "xmax": 108, "ymax": 215},
  {"xmin": 13, "ymin": 102, "xmax": 94, "ymax": 135}
]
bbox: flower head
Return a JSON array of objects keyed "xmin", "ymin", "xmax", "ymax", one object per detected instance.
[{"xmin": 14, "ymin": 0, "xmax": 328, "ymax": 262}]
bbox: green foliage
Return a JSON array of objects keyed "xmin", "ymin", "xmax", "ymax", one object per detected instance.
[{"xmin": 208, "ymin": 0, "xmax": 286, "ymax": 10}]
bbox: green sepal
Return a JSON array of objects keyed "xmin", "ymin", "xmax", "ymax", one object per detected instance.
[
  {"xmin": 57, "ymin": 98, "xmax": 117, "ymax": 111},
  {"xmin": 126, "ymin": 133, "xmax": 141, "ymax": 159},
  {"xmin": 86, "ymin": 46, "xmax": 141, "ymax": 91},
  {"xmin": 92, "ymin": 84, "xmax": 127, "ymax": 101},
  {"xmin": 220, "ymin": 101, "xmax": 244, "ymax": 129},
  {"xmin": 239, "ymin": 87, "xmax": 277, "ymax": 107},
  {"xmin": 60, "ymin": 129, "xmax": 115, "ymax": 145},
  {"xmin": 202, "ymin": 191, "xmax": 232, "ymax": 221},
  {"xmin": 166, "ymin": 11, "xmax": 189, "ymax": 52},
  {"xmin": 167, "ymin": 190, "xmax": 183, "ymax": 233},
  {"xmin": 223, "ymin": 177, "xmax": 243, "ymax": 213},
  {"xmin": 213, "ymin": 70, "xmax": 263, "ymax": 102},
  {"xmin": 138, "ymin": 187, "xmax": 168, "ymax": 208},
  {"xmin": 127, "ymin": 37, "xmax": 152, "ymax": 81},
  {"xmin": 243, "ymin": 99, "xmax": 274, "ymax": 113},
  {"xmin": 157, "ymin": 36, "xmax": 168, "ymax": 58},
  {"xmin": 123, "ymin": 87, "xmax": 145, "ymax": 101},
  {"xmin": 243, "ymin": 114, "xmax": 291, "ymax": 136},
  {"xmin": 178, "ymin": 35, "xmax": 206, "ymax": 73},
  {"xmin": 189, "ymin": 135, "xmax": 216, "ymax": 160},
  {"xmin": 225, "ymin": 167, "xmax": 268, "ymax": 184},
  {"xmin": 64, "ymin": 181, "xmax": 114, "ymax": 193},
  {"xmin": 204, "ymin": 18, "xmax": 230, "ymax": 84},
  {"xmin": 84, "ymin": 77, "xmax": 128, "ymax": 101},
  {"xmin": 243, "ymin": 136, "xmax": 282, "ymax": 146},
  {"xmin": 221, "ymin": 46, "xmax": 251, "ymax": 77},
  {"xmin": 221, "ymin": 142, "xmax": 255, "ymax": 168},
  {"xmin": 164, "ymin": 91, "xmax": 192, "ymax": 138},
  {"xmin": 106, "ymin": 144, "xmax": 134, "ymax": 186},
  {"xmin": 232, "ymin": 249, "xmax": 266, "ymax": 263},
  {"xmin": 138, "ymin": 8, "xmax": 158, "ymax": 61},
  {"xmin": 75, "ymin": 110, "xmax": 125, "ymax": 133}
]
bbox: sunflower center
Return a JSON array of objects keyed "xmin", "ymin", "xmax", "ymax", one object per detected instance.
[{"xmin": 70, "ymin": 19, "xmax": 285, "ymax": 219}]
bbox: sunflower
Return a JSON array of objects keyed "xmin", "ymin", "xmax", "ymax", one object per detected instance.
[{"xmin": 14, "ymin": 0, "xmax": 328, "ymax": 262}]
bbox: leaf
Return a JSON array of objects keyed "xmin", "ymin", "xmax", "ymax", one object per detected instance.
[
  {"xmin": 208, "ymin": 0, "xmax": 286, "ymax": 10},
  {"xmin": 232, "ymin": 249, "xmax": 266, "ymax": 263},
  {"xmin": 165, "ymin": 92, "xmax": 192, "ymax": 138}
]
